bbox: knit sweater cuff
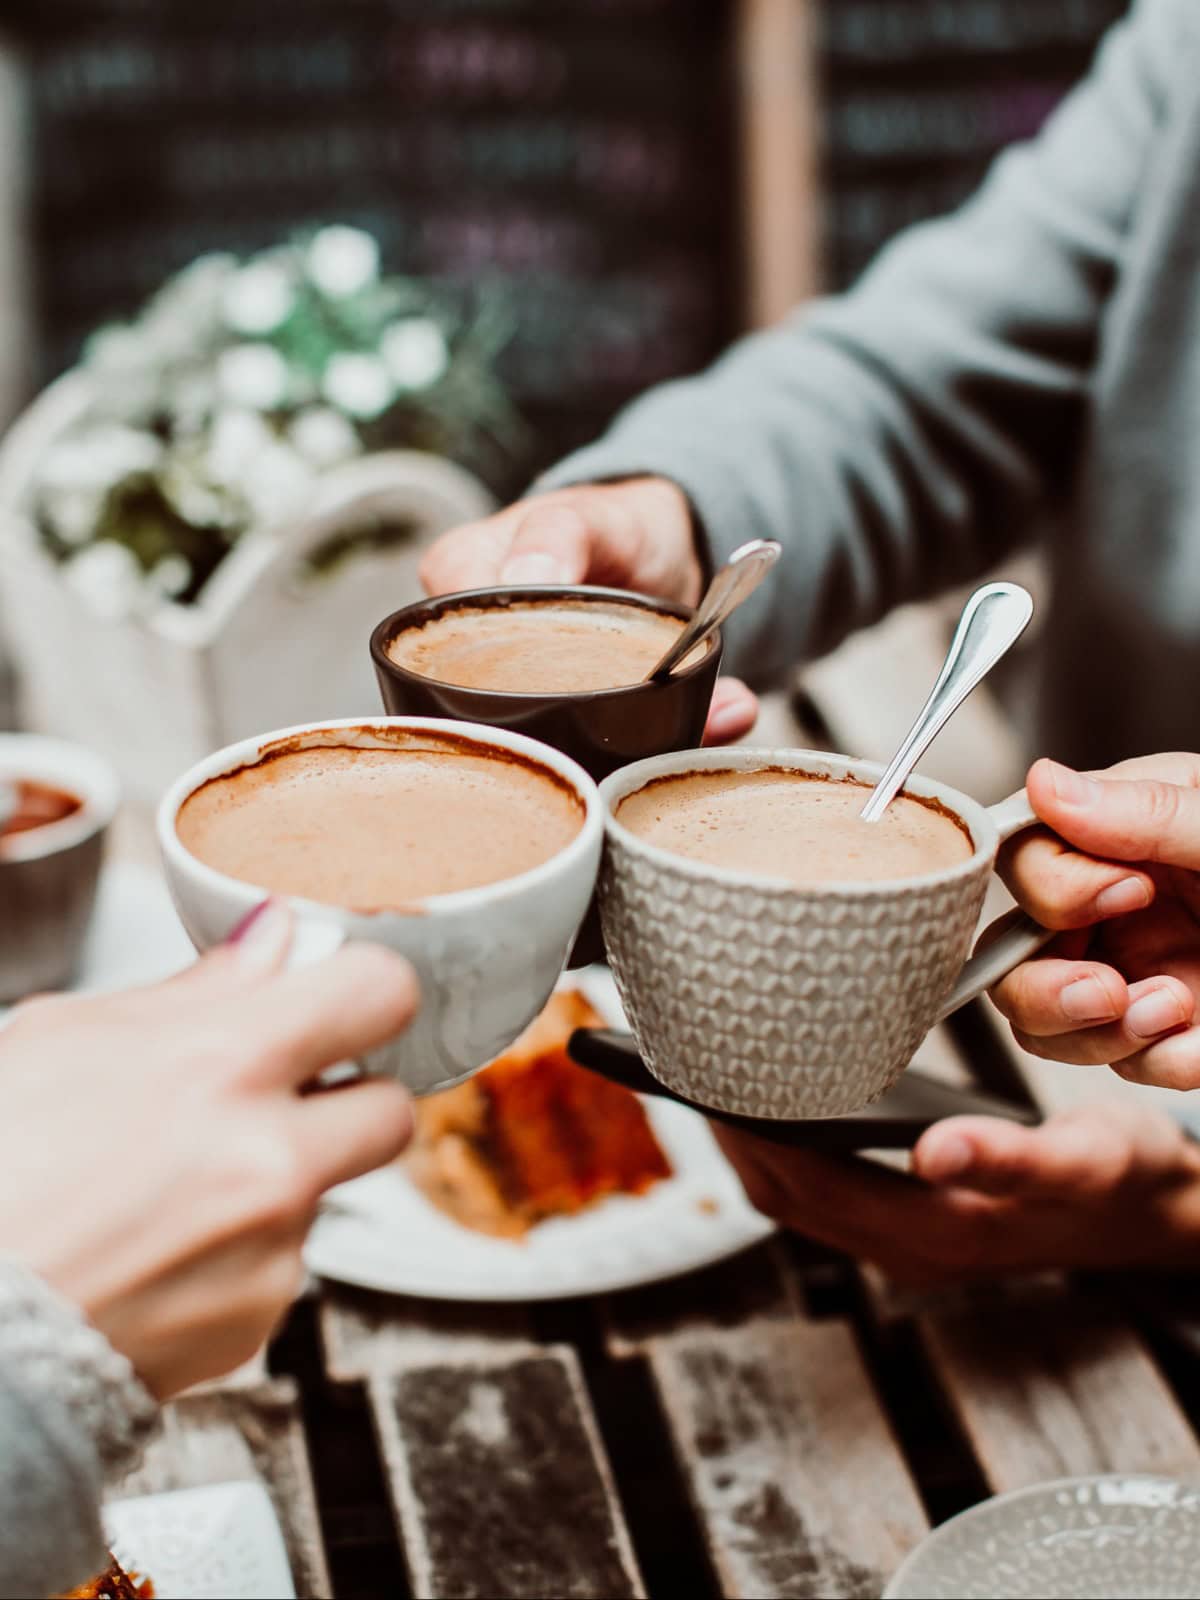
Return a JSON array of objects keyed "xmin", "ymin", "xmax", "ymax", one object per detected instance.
[{"xmin": 0, "ymin": 1255, "xmax": 157, "ymax": 1473}]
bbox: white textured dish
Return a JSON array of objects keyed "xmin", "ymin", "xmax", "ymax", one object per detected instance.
[
  {"xmin": 105, "ymin": 1481, "xmax": 295, "ymax": 1600},
  {"xmin": 884, "ymin": 1475, "xmax": 1200, "ymax": 1600},
  {"xmin": 304, "ymin": 967, "xmax": 773, "ymax": 1301}
]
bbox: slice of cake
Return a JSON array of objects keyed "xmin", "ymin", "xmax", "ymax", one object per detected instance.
[
  {"xmin": 59, "ymin": 1554, "xmax": 151, "ymax": 1599},
  {"xmin": 406, "ymin": 990, "xmax": 672, "ymax": 1237}
]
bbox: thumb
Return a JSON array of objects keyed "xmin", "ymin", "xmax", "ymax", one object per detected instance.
[
  {"xmin": 1029, "ymin": 758, "xmax": 1200, "ymax": 872},
  {"xmin": 499, "ymin": 501, "xmax": 595, "ymax": 586}
]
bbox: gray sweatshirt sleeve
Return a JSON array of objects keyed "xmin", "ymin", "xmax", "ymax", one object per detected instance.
[
  {"xmin": 0, "ymin": 1257, "xmax": 157, "ymax": 1599},
  {"xmin": 537, "ymin": 0, "xmax": 1179, "ymax": 682}
]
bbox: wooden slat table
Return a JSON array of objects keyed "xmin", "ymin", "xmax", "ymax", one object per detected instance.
[{"xmin": 99, "ymin": 586, "xmax": 1200, "ymax": 1598}]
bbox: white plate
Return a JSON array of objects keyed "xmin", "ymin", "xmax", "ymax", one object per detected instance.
[
  {"xmin": 305, "ymin": 967, "xmax": 773, "ymax": 1302},
  {"xmin": 105, "ymin": 1481, "xmax": 295, "ymax": 1600}
]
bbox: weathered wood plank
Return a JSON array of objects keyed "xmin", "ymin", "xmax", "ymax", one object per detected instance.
[
  {"xmin": 111, "ymin": 1379, "xmax": 331, "ymax": 1600},
  {"xmin": 918, "ymin": 1281, "xmax": 1200, "ymax": 1491},
  {"xmin": 366, "ymin": 1346, "xmax": 645, "ymax": 1599},
  {"xmin": 602, "ymin": 1236, "xmax": 803, "ymax": 1359},
  {"xmin": 318, "ymin": 1284, "xmax": 535, "ymax": 1382},
  {"xmin": 649, "ymin": 1318, "xmax": 928, "ymax": 1599}
]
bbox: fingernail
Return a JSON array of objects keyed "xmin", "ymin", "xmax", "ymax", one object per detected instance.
[
  {"xmin": 1060, "ymin": 976, "xmax": 1120, "ymax": 1023},
  {"xmin": 1045, "ymin": 761, "xmax": 1101, "ymax": 808},
  {"xmin": 1095, "ymin": 877, "xmax": 1152, "ymax": 918},
  {"xmin": 1127, "ymin": 986, "xmax": 1188, "ymax": 1039},
  {"xmin": 500, "ymin": 553, "xmax": 569, "ymax": 585},
  {"xmin": 229, "ymin": 898, "xmax": 292, "ymax": 976},
  {"xmin": 925, "ymin": 1134, "xmax": 973, "ymax": 1182}
]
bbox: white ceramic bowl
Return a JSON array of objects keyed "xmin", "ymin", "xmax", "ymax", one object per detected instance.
[
  {"xmin": 0, "ymin": 734, "xmax": 120, "ymax": 1002},
  {"xmin": 885, "ymin": 1475, "xmax": 1200, "ymax": 1599},
  {"xmin": 158, "ymin": 717, "xmax": 603, "ymax": 1096}
]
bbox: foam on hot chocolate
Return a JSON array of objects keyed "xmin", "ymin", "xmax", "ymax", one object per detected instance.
[
  {"xmin": 385, "ymin": 599, "xmax": 695, "ymax": 694},
  {"xmin": 176, "ymin": 734, "xmax": 583, "ymax": 910},
  {"xmin": 616, "ymin": 768, "xmax": 972, "ymax": 885}
]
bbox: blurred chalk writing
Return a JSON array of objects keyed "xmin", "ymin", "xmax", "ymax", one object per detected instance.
[
  {"xmin": 9, "ymin": 0, "xmax": 738, "ymax": 491},
  {"xmin": 818, "ymin": 0, "xmax": 1128, "ymax": 287},
  {"xmin": 8, "ymin": 0, "xmax": 1127, "ymax": 480}
]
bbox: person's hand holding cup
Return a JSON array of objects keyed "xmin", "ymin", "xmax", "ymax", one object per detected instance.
[
  {"xmin": 418, "ymin": 477, "xmax": 759, "ymax": 745},
  {"xmin": 988, "ymin": 752, "xmax": 1200, "ymax": 1088}
]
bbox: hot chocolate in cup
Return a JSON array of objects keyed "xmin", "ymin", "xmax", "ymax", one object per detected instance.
[
  {"xmin": 371, "ymin": 586, "xmax": 723, "ymax": 964},
  {"xmin": 158, "ymin": 718, "xmax": 603, "ymax": 1096},
  {"xmin": 598, "ymin": 747, "xmax": 1051, "ymax": 1121}
]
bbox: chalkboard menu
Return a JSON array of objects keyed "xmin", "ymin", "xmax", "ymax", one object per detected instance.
[
  {"xmin": 817, "ymin": 0, "xmax": 1128, "ymax": 287},
  {"xmin": 10, "ymin": 1, "xmax": 739, "ymax": 490},
  {"xmin": 11, "ymin": 1, "xmax": 1133, "ymax": 485}
]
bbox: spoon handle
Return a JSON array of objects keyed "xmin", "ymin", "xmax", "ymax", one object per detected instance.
[
  {"xmin": 859, "ymin": 581, "xmax": 1034, "ymax": 823},
  {"xmin": 649, "ymin": 538, "xmax": 781, "ymax": 680}
]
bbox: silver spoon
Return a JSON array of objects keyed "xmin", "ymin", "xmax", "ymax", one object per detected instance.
[
  {"xmin": 0, "ymin": 779, "xmax": 14, "ymax": 834},
  {"xmin": 647, "ymin": 538, "xmax": 782, "ymax": 680},
  {"xmin": 859, "ymin": 580, "xmax": 1034, "ymax": 823}
]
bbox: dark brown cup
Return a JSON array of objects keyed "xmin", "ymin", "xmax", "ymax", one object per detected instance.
[{"xmin": 370, "ymin": 585, "xmax": 722, "ymax": 965}]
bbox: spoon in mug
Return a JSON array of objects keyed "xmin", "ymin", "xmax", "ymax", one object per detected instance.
[
  {"xmin": 646, "ymin": 538, "xmax": 782, "ymax": 680},
  {"xmin": 859, "ymin": 581, "xmax": 1034, "ymax": 823},
  {"xmin": 0, "ymin": 779, "xmax": 14, "ymax": 834}
]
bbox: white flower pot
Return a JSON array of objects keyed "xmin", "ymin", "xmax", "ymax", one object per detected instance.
[{"xmin": 0, "ymin": 373, "xmax": 495, "ymax": 807}]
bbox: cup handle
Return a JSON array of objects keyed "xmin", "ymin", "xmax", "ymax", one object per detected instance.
[{"xmin": 934, "ymin": 789, "xmax": 1052, "ymax": 1024}]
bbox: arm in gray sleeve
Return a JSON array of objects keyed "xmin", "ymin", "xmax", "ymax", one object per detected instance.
[
  {"xmin": 0, "ymin": 1257, "xmax": 156, "ymax": 1599},
  {"xmin": 538, "ymin": 0, "xmax": 1179, "ymax": 681}
]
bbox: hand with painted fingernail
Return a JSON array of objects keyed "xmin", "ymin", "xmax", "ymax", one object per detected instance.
[
  {"xmin": 989, "ymin": 751, "xmax": 1200, "ymax": 1088},
  {"xmin": 0, "ymin": 900, "xmax": 418, "ymax": 1398}
]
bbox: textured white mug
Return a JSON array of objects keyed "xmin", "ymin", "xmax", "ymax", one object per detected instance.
[
  {"xmin": 597, "ymin": 747, "xmax": 1049, "ymax": 1120},
  {"xmin": 158, "ymin": 717, "xmax": 603, "ymax": 1096}
]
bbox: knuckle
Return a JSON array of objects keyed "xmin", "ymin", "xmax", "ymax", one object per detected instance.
[
  {"xmin": 236, "ymin": 1132, "xmax": 313, "ymax": 1230},
  {"xmin": 1009, "ymin": 1026, "xmax": 1055, "ymax": 1062},
  {"xmin": 1138, "ymin": 781, "xmax": 1182, "ymax": 855}
]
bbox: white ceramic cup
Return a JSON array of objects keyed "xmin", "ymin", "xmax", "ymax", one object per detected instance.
[
  {"xmin": 597, "ymin": 747, "xmax": 1050, "ymax": 1120},
  {"xmin": 0, "ymin": 734, "xmax": 120, "ymax": 1002},
  {"xmin": 158, "ymin": 717, "xmax": 603, "ymax": 1096}
]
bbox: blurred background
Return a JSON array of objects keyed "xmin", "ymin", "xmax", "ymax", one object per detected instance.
[{"xmin": 0, "ymin": 0, "xmax": 1127, "ymax": 794}]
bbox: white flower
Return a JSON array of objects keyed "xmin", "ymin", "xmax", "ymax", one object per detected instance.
[
  {"xmin": 38, "ymin": 426, "xmax": 164, "ymax": 495},
  {"xmin": 307, "ymin": 226, "xmax": 380, "ymax": 298},
  {"xmin": 217, "ymin": 343, "xmax": 290, "ymax": 410},
  {"xmin": 289, "ymin": 407, "xmax": 362, "ymax": 468},
  {"xmin": 321, "ymin": 352, "xmax": 393, "ymax": 419},
  {"xmin": 83, "ymin": 325, "xmax": 147, "ymax": 376},
  {"xmin": 162, "ymin": 469, "xmax": 237, "ymax": 531},
  {"xmin": 147, "ymin": 554, "xmax": 192, "ymax": 599},
  {"xmin": 207, "ymin": 408, "xmax": 277, "ymax": 486},
  {"xmin": 381, "ymin": 317, "xmax": 449, "ymax": 391},
  {"xmin": 241, "ymin": 441, "xmax": 315, "ymax": 527},
  {"xmin": 64, "ymin": 540, "xmax": 145, "ymax": 621},
  {"xmin": 222, "ymin": 261, "xmax": 295, "ymax": 336},
  {"xmin": 43, "ymin": 490, "xmax": 103, "ymax": 547}
]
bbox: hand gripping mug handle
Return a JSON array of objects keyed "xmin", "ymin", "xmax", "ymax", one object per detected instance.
[{"xmin": 934, "ymin": 789, "xmax": 1052, "ymax": 1024}]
